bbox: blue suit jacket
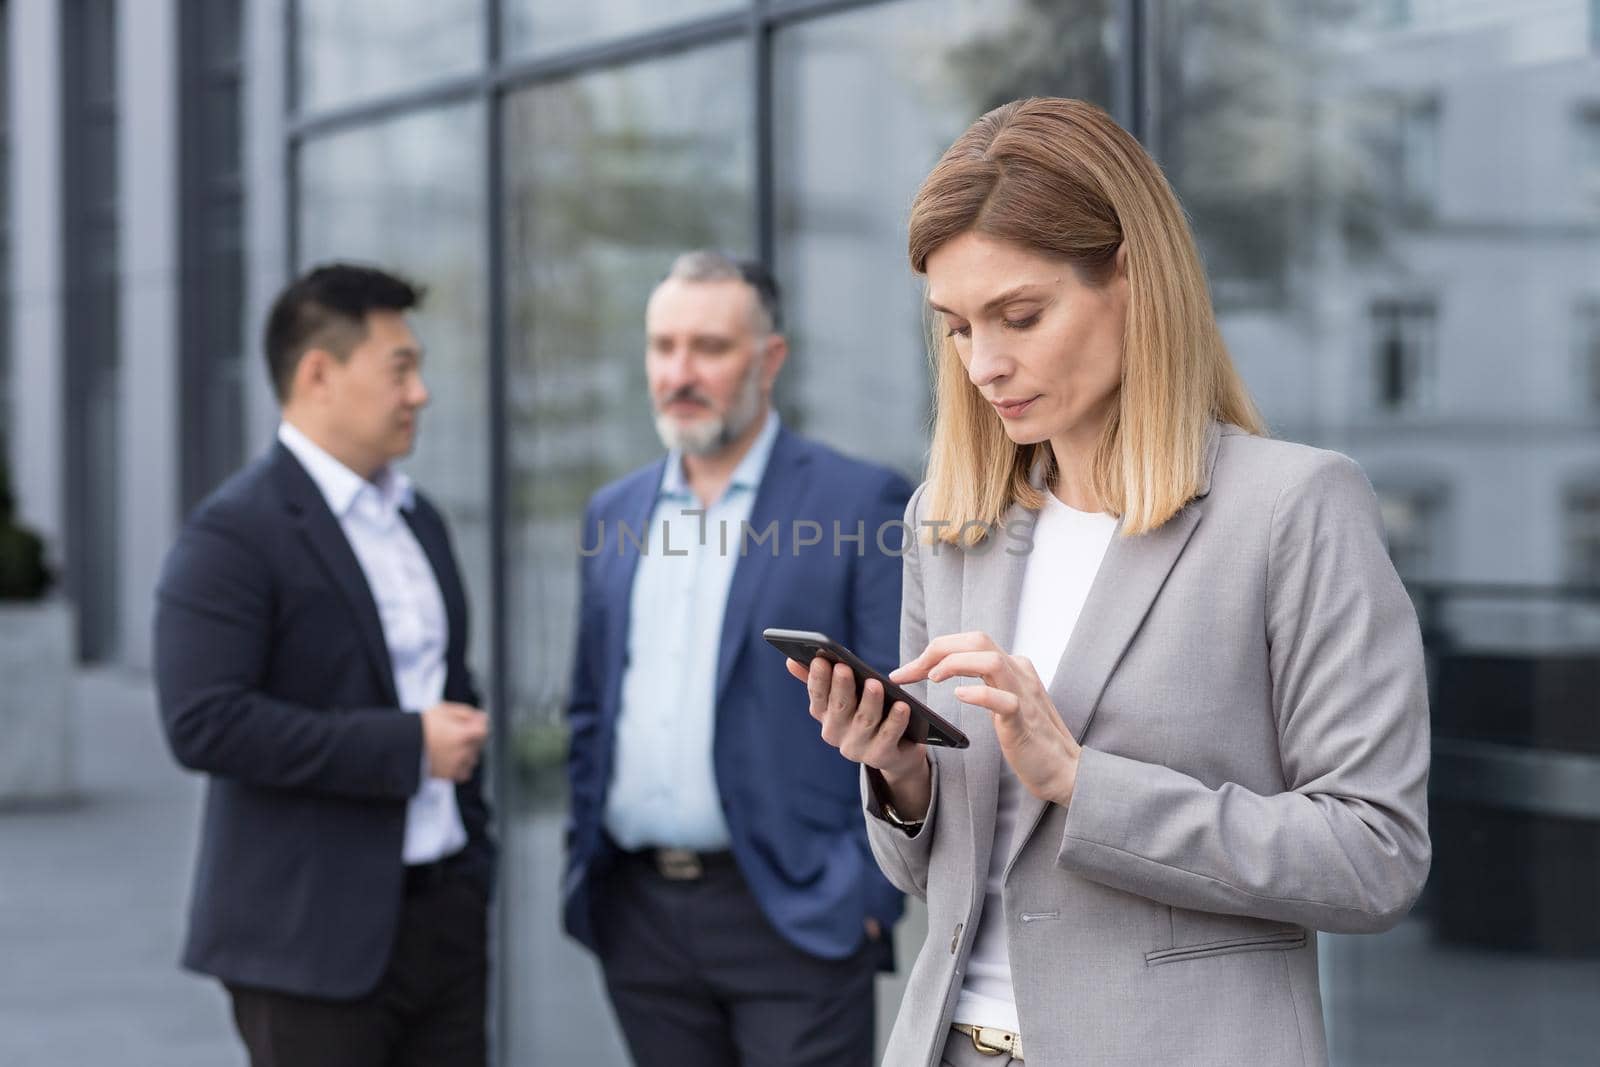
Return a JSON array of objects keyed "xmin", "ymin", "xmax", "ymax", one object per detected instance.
[
  {"xmin": 153, "ymin": 444, "xmax": 494, "ymax": 998},
  {"xmin": 562, "ymin": 427, "xmax": 910, "ymax": 962}
]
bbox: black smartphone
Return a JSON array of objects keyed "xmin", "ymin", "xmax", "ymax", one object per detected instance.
[{"xmin": 763, "ymin": 628, "xmax": 970, "ymax": 749}]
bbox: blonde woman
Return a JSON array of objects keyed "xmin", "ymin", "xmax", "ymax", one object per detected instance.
[{"xmin": 787, "ymin": 98, "xmax": 1430, "ymax": 1067}]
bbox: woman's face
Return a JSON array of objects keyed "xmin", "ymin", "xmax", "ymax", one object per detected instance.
[{"xmin": 925, "ymin": 231, "xmax": 1128, "ymax": 454}]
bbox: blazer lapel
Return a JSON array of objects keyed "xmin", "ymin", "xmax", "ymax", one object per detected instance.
[
  {"xmin": 1002, "ymin": 423, "xmax": 1223, "ymax": 875},
  {"xmin": 272, "ymin": 444, "xmax": 399, "ymax": 707},
  {"xmin": 602, "ymin": 460, "xmax": 666, "ymax": 719},
  {"xmin": 715, "ymin": 430, "xmax": 810, "ymax": 707},
  {"xmin": 402, "ymin": 503, "xmax": 465, "ymax": 660},
  {"xmin": 958, "ymin": 503, "xmax": 1035, "ymax": 894}
]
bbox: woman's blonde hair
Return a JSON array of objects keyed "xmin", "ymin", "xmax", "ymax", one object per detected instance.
[{"xmin": 908, "ymin": 97, "xmax": 1264, "ymax": 542}]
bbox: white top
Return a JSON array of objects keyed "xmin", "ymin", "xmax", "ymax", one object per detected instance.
[
  {"xmin": 954, "ymin": 490, "xmax": 1118, "ymax": 1033},
  {"xmin": 277, "ymin": 421, "xmax": 467, "ymax": 865}
]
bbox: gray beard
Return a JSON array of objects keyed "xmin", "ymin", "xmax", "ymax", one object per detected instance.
[{"xmin": 653, "ymin": 360, "xmax": 765, "ymax": 457}]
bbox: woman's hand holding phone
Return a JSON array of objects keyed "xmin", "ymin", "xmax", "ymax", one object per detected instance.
[{"xmin": 785, "ymin": 656, "xmax": 933, "ymax": 820}]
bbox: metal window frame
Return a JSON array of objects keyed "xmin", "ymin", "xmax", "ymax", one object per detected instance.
[
  {"xmin": 61, "ymin": 0, "xmax": 121, "ymax": 662},
  {"xmin": 279, "ymin": 0, "xmax": 1156, "ymax": 1056},
  {"xmin": 0, "ymin": 0, "xmax": 9, "ymax": 457},
  {"xmin": 178, "ymin": 0, "xmax": 247, "ymax": 517}
]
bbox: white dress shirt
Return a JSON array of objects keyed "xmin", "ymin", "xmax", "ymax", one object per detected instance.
[
  {"xmin": 954, "ymin": 490, "xmax": 1118, "ymax": 1033},
  {"xmin": 277, "ymin": 421, "xmax": 467, "ymax": 865}
]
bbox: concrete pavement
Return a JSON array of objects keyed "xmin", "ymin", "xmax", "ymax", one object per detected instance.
[{"xmin": 0, "ymin": 668, "xmax": 238, "ymax": 1067}]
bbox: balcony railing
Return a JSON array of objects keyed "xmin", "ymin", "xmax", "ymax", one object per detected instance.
[{"xmin": 1406, "ymin": 582, "xmax": 1600, "ymax": 955}]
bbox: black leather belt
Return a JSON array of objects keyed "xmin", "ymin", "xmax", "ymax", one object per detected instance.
[
  {"xmin": 623, "ymin": 846, "xmax": 737, "ymax": 882},
  {"xmin": 403, "ymin": 850, "xmax": 471, "ymax": 896}
]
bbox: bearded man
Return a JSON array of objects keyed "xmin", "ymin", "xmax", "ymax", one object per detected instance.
[{"xmin": 561, "ymin": 251, "xmax": 910, "ymax": 1067}]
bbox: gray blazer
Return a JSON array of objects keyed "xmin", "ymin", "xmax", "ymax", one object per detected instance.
[{"xmin": 866, "ymin": 424, "xmax": 1431, "ymax": 1067}]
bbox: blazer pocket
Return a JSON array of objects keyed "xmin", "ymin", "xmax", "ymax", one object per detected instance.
[{"xmin": 1144, "ymin": 929, "xmax": 1307, "ymax": 966}]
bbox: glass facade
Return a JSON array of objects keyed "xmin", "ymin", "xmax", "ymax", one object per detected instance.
[
  {"xmin": 503, "ymin": 0, "xmax": 740, "ymax": 59},
  {"xmin": 287, "ymin": 0, "xmax": 1600, "ymax": 1062},
  {"xmin": 773, "ymin": 0, "xmax": 1117, "ymax": 476},
  {"xmin": 296, "ymin": 0, "xmax": 482, "ymax": 113},
  {"xmin": 1149, "ymin": 2, "xmax": 1600, "ymax": 1061},
  {"xmin": 296, "ymin": 102, "xmax": 494, "ymax": 692},
  {"xmin": 501, "ymin": 44, "xmax": 754, "ymax": 1062}
]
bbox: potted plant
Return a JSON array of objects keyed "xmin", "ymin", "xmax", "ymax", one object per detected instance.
[{"xmin": 0, "ymin": 448, "xmax": 75, "ymax": 805}]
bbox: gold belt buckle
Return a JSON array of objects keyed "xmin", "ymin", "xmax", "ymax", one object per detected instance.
[
  {"xmin": 955, "ymin": 1023, "xmax": 1024, "ymax": 1060},
  {"xmin": 653, "ymin": 848, "xmax": 704, "ymax": 881}
]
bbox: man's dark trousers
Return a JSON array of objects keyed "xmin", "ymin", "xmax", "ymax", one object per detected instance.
[
  {"xmin": 596, "ymin": 848, "xmax": 878, "ymax": 1067},
  {"xmin": 227, "ymin": 868, "xmax": 488, "ymax": 1067}
]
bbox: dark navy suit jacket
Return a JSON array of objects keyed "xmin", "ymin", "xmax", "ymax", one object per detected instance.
[
  {"xmin": 562, "ymin": 426, "xmax": 910, "ymax": 962},
  {"xmin": 153, "ymin": 443, "xmax": 493, "ymax": 999}
]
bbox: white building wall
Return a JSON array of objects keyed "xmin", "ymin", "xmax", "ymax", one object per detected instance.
[
  {"xmin": 8, "ymin": 0, "xmax": 286, "ymax": 668},
  {"xmin": 244, "ymin": 0, "xmax": 288, "ymax": 454},
  {"xmin": 116, "ymin": 0, "xmax": 180, "ymax": 669},
  {"xmin": 8, "ymin": 0, "xmax": 64, "ymax": 553}
]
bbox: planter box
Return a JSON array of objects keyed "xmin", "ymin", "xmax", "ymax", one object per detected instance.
[{"xmin": 0, "ymin": 599, "xmax": 76, "ymax": 805}]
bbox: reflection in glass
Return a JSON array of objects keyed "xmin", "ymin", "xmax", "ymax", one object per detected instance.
[
  {"xmin": 772, "ymin": 0, "xmax": 1117, "ymax": 478},
  {"xmin": 1370, "ymin": 297, "xmax": 1437, "ymax": 412},
  {"xmin": 1578, "ymin": 102, "xmax": 1600, "ymax": 212},
  {"xmin": 297, "ymin": 104, "xmax": 492, "ymax": 689},
  {"xmin": 1155, "ymin": 1, "xmax": 1600, "ymax": 1062},
  {"xmin": 1564, "ymin": 484, "xmax": 1600, "ymax": 585},
  {"xmin": 503, "ymin": 0, "xmax": 740, "ymax": 59},
  {"xmin": 1578, "ymin": 296, "xmax": 1600, "ymax": 409},
  {"xmin": 297, "ymin": 0, "xmax": 481, "ymax": 114},
  {"xmin": 501, "ymin": 44, "xmax": 752, "ymax": 1064}
]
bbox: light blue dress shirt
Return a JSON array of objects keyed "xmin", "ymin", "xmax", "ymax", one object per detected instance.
[{"xmin": 603, "ymin": 411, "xmax": 782, "ymax": 851}]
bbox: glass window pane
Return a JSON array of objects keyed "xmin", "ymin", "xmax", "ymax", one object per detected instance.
[
  {"xmin": 1155, "ymin": 1, "xmax": 1600, "ymax": 1060},
  {"xmin": 297, "ymin": 103, "xmax": 492, "ymax": 691},
  {"xmin": 773, "ymin": 0, "xmax": 1118, "ymax": 477},
  {"xmin": 297, "ymin": 0, "xmax": 481, "ymax": 115},
  {"xmin": 1579, "ymin": 101, "xmax": 1600, "ymax": 215},
  {"xmin": 1578, "ymin": 297, "xmax": 1600, "ymax": 409},
  {"xmin": 500, "ymin": 43, "xmax": 752, "ymax": 1064},
  {"xmin": 503, "ymin": 0, "xmax": 743, "ymax": 60}
]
